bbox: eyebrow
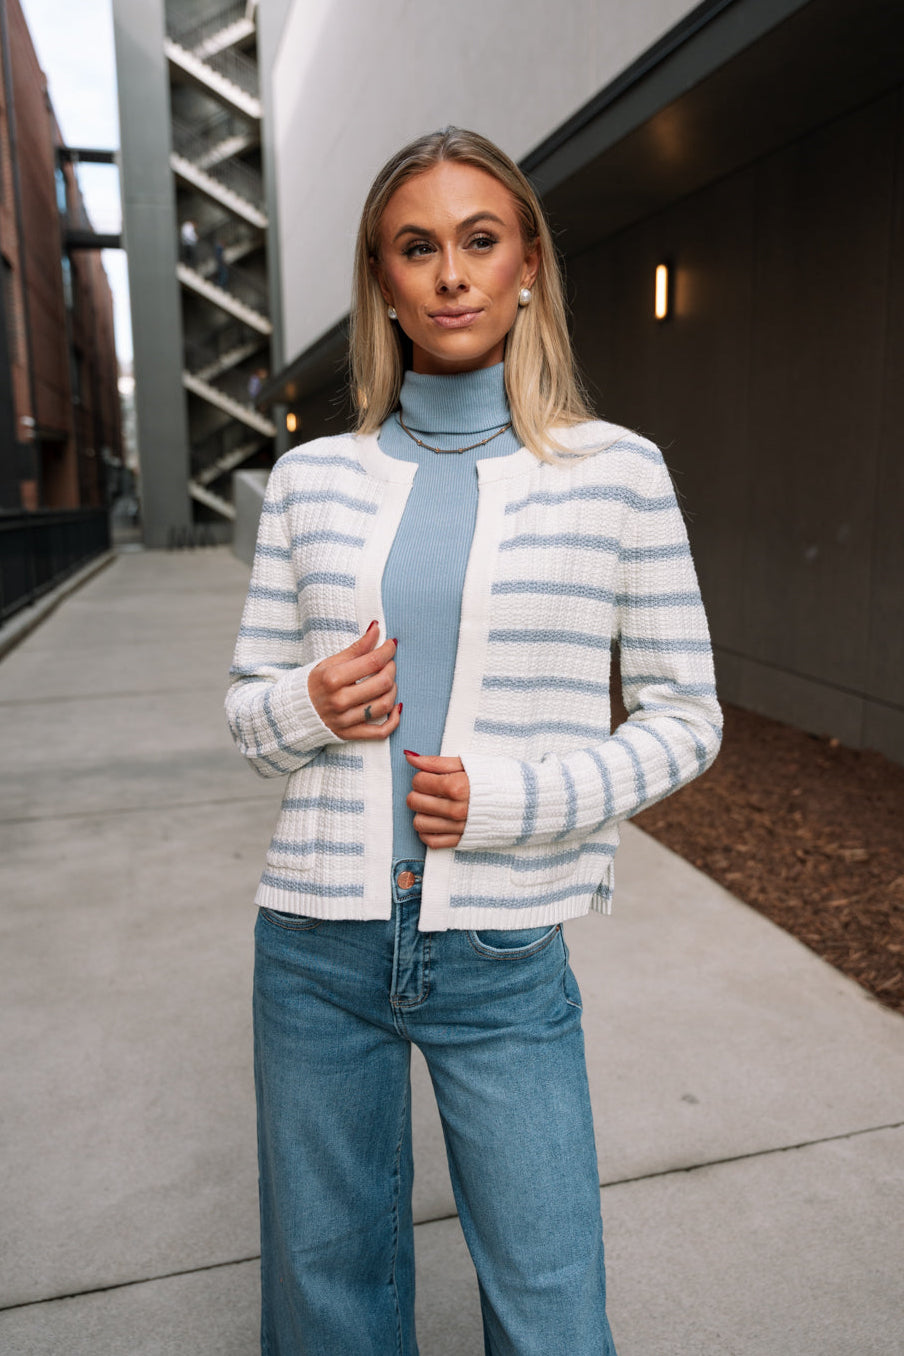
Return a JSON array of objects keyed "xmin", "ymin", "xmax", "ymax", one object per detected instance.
[{"xmin": 392, "ymin": 211, "xmax": 507, "ymax": 243}]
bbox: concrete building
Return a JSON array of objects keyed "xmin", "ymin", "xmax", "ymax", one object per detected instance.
[
  {"xmin": 113, "ymin": 0, "xmax": 276, "ymax": 548},
  {"xmin": 258, "ymin": 0, "xmax": 904, "ymax": 764},
  {"xmin": 0, "ymin": 0, "xmax": 122, "ymax": 514}
]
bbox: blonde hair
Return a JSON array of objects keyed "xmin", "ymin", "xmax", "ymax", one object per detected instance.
[{"xmin": 350, "ymin": 127, "xmax": 594, "ymax": 461}]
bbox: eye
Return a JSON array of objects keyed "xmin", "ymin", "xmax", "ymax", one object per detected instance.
[
  {"xmin": 469, "ymin": 233, "xmax": 497, "ymax": 251},
  {"xmin": 401, "ymin": 239, "xmax": 434, "ymax": 259}
]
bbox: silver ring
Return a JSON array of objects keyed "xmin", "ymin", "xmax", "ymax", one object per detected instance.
[{"xmin": 364, "ymin": 704, "xmax": 375, "ymax": 722}]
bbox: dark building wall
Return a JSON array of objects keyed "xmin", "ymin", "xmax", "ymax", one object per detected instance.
[
  {"xmin": 568, "ymin": 86, "xmax": 904, "ymax": 759},
  {"xmin": 0, "ymin": 0, "xmax": 122, "ymax": 511}
]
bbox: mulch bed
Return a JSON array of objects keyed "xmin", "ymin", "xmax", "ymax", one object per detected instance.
[{"xmin": 631, "ymin": 703, "xmax": 904, "ymax": 1013}]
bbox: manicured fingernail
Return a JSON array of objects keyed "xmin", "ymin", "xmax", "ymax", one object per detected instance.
[
  {"xmin": 403, "ymin": 748, "xmax": 419, "ymax": 757},
  {"xmin": 391, "ymin": 638, "xmax": 398, "ymax": 646},
  {"xmin": 366, "ymin": 620, "xmax": 378, "ymax": 632},
  {"xmin": 397, "ymin": 703, "xmax": 403, "ymax": 715}
]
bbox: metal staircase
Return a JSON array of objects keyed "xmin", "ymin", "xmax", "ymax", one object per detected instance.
[{"xmin": 166, "ymin": 0, "xmax": 273, "ymax": 523}]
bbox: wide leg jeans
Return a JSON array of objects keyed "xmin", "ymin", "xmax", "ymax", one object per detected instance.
[{"xmin": 253, "ymin": 861, "xmax": 617, "ymax": 1355}]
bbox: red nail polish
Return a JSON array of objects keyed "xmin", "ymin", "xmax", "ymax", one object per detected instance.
[
  {"xmin": 366, "ymin": 620, "xmax": 378, "ymax": 632},
  {"xmin": 404, "ymin": 749, "xmax": 419, "ymax": 757},
  {"xmin": 398, "ymin": 703, "xmax": 403, "ymax": 715},
  {"xmin": 391, "ymin": 638, "xmax": 398, "ymax": 646}
]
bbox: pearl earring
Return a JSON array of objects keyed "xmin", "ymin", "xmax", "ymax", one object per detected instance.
[
  {"xmin": 518, "ymin": 287, "xmax": 532, "ymax": 307},
  {"xmin": 387, "ymin": 306, "xmax": 398, "ymax": 320}
]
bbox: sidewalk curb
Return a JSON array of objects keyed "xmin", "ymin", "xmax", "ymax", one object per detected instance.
[{"xmin": 0, "ymin": 551, "xmax": 117, "ymax": 662}]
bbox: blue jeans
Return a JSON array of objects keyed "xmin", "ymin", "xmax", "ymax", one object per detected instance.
[{"xmin": 253, "ymin": 860, "xmax": 616, "ymax": 1355}]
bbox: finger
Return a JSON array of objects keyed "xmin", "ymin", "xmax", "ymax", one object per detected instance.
[
  {"xmin": 341, "ymin": 702, "xmax": 403, "ymax": 742},
  {"xmin": 345, "ymin": 683, "xmax": 398, "ymax": 728},
  {"xmin": 407, "ymin": 791, "xmax": 468, "ymax": 822},
  {"xmin": 412, "ymin": 811, "xmax": 465, "ymax": 835},
  {"xmin": 330, "ymin": 662, "xmax": 396, "ymax": 717},
  {"xmin": 416, "ymin": 831, "xmax": 463, "ymax": 849},
  {"xmin": 403, "ymin": 751, "xmax": 463, "ymax": 774},
  {"xmin": 329, "ymin": 635, "xmax": 398, "ymax": 689},
  {"xmin": 410, "ymin": 769, "xmax": 469, "ymax": 800}
]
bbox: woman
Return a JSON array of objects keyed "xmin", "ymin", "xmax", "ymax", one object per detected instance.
[{"xmin": 227, "ymin": 127, "xmax": 721, "ymax": 1355}]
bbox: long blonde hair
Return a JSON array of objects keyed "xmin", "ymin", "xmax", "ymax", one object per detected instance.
[{"xmin": 350, "ymin": 127, "xmax": 594, "ymax": 461}]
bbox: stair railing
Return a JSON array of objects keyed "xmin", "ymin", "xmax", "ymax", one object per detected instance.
[{"xmin": 171, "ymin": 116, "xmax": 264, "ymax": 208}]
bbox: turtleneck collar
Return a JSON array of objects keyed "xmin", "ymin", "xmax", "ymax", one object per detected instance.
[{"xmin": 397, "ymin": 362, "xmax": 510, "ymax": 435}]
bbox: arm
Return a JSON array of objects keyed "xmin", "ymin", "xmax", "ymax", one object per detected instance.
[
  {"xmin": 454, "ymin": 450, "xmax": 722, "ymax": 849},
  {"xmin": 226, "ymin": 464, "xmax": 402, "ymax": 778},
  {"xmin": 225, "ymin": 464, "xmax": 341, "ymax": 777}
]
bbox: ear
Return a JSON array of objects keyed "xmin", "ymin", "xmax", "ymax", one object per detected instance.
[
  {"xmin": 521, "ymin": 239, "xmax": 540, "ymax": 292},
  {"xmin": 370, "ymin": 255, "xmax": 394, "ymax": 307}
]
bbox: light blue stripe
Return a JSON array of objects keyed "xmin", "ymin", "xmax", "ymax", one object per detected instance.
[
  {"xmin": 475, "ymin": 717, "xmax": 606, "ymax": 740},
  {"xmin": 321, "ymin": 750, "xmax": 364, "ymax": 769},
  {"xmin": 587, "ymin": 748, "xmax": 614, "ymax": 833},
  {"xmin": 449, "ymin": 881, "xmax": 597, "ymax": 909},
  {"xmin": 501, "ymin": 532, "xmax": 620, "ymax": 554},
  {"xmin": 516, "ymin": 762, "xmax": 539, "ymax": 845},
  {"xmin": 255, "ymin": 749, "xmax": 291, "ymax": 776},
  {"xmin": 613, "ymin": 733, "xmax": 648, "ymax": 804},
  {"xmin": 489, "ymin": 628, "xmax": 605, "ymax": 650},
  {"xmin": 280, "ymin": 451, "xmax": 365, "ymax": 473},
  {"xmin": 298, "ymin": 571, "xmax": 356, "ymax": 591},
  {"xmin": 282, "ymin": 796, "xmax": 364, "ymax": 814},
  {"xmin": 639, "ymin": 723, "xmax": 681, "ymax": 784},
  {"xmin": 240, "ymin": 617, "xmax": 358, "ymax": 644},
  {"xmin": 555, "ymin": 762, "xmax": 578, "ymax": 841},
  {"xmin": 264, "ymin": 489, "xmax": 377, "ymax": 515},
  {"xmin": 268, "ymin": 838, "xmax": 364, "ymax": 856},
  {"xmin": 300, "ymin": 617, "xmax": 359, "ymax": 642},
  {"xmin": 482, "ymin": 675, "xmax": 609, "ymax": 697},
  {"xmin": 458, "ymin": 847, "xmax": 582, "ymax": 872},
  {"xmin": 621, "ymin": 675, "xmax": 717, "ymax": 696},
  {"xmin": 620, "ymin": 542, "xmax": 689, "ymax": 563},
  {"xmin": 247, "ymin": 584, "xmax": 297, "ymax": 604},
  {"xmin": 260, "ymin": 872, "xmax": 364, "ymax": 897},
  {"xmin": 506, "ymin": 485, "xmax": 673, "ymax": 515},
  {"xmin": 291, "ymin": 529, "xmax": 365, "ymax": 550},
  {"xmin": 492, "ymin": 579, "xmax": 614, "ymax": 604},
  {"xmin": 619, "ymin": 636, "xmax": 713, "ymax": 654},
  {"xmin": 239, "ymin": 624, "xmax": 304, "ymax": 642},
  {"xmin": 262, "ymin": 690, "xmax": 283, "ymax": 747},
  {"xmin": 254, "ymin": 542, "xmax": 292, "ymax": 561},
  {"xmin": 614, "ymin": 590, "xmax": 703, "ymax": 608}
]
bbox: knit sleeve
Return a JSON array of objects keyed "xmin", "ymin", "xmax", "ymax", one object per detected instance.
[
  {"xmin": 224, "ymin": 463, "xmax": 342, "ymax": 778},
  {"xmin": 456, "ymin": 451, "xmax": 722, "ymax": 848}
]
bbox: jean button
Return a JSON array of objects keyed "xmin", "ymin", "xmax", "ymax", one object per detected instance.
[{"xmin": 396, "ymin": 870, "xmax": 416, "ymax": 889}]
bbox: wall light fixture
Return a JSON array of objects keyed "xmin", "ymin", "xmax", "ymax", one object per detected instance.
[{"xmin": 654, "ymin": 263, "xmax": 670, "ymax": 321}]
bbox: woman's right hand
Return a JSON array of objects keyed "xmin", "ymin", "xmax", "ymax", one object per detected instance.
[{"xmin": 307, "ymin": 622, "xmax": 401, "ymax": 741}]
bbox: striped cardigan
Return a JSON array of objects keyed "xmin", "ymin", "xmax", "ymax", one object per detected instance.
[{"xmin": 226, "ymin": 420, "xmax": 721, "ymax": 932}]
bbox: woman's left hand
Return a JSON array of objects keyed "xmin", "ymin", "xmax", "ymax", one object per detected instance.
[{"xmin": 404, "ymin": 752, "xmax": 470, "ymax": 849}]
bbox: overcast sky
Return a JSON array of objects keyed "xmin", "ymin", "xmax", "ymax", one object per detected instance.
[{"xmin": 19, "ymin": 0, "xmax": 133, "ymax": 362}]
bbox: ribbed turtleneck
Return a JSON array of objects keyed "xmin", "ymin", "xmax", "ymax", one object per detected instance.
[{"xmin": 378, "ymin": 362, "xmax": 520, "ymax": 863}]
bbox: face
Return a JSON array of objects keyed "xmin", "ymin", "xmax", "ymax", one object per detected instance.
[{"xmin": 373, "ymin": 160, "xmax": 539, "ymax": 376}]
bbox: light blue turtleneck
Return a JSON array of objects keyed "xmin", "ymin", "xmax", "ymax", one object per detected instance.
[{"xmin": 378, "ymin": 362, "xmax": 519, "ymax": 862}]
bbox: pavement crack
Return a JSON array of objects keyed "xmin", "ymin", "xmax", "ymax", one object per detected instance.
[
  {"xmin": 0, "ymin": 1255, "xmax": 262, "ymax": 1313},
  {"xmin": 596, "ymin": 1118, "xmax": 904, "ymax": 1190}
]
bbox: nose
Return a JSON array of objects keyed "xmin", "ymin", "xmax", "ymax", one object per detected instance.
[{"xmin": 436, "ymin": 245, "xmax": 467, "ymax": 292}]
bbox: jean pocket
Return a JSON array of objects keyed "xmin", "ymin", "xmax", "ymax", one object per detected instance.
[
  {"xmin": 467, "ymin": 924, "xmax": 560, "ymax": 959},
  {"xmin": 258, "ymin": 907, "xmax": 322, "ymax": 932}
]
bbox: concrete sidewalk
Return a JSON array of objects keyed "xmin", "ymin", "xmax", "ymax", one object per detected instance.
[{"xmin": 1, "ymin": 548, "xmax": 902, "ymax": 1355}]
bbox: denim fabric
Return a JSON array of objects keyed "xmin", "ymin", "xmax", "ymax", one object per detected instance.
[{"xmin": 253, "ymin": 859, "xmax": 616, "ymax": 1355}]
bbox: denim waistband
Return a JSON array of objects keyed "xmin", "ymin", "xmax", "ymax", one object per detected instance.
[{"xmin": 391, "ymin": 858, "xmax": 425, "ymax": 906}]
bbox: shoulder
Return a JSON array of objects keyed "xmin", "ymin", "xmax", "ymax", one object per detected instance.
[
  {"xmin": 270, "ymin": 432, "xmax": 366, "ymax": 485},
  {"xmin": 546, "ymin": 421, "xmax": 666, "ymax": 479}
]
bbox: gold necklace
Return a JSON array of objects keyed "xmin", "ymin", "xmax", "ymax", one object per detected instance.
[{"xmin": 396, "ymin": 411, "xmax": 513, "ymax": 455}]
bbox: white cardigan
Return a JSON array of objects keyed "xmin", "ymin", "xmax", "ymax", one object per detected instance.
[{"xmin": 225, "ymin": 422, "xmax": 722, "ymax": 932}]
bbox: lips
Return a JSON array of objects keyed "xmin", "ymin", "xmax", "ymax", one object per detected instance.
[{"xmin": 429, "ymin": 308, "xmax": 483, "ymax": 329}]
